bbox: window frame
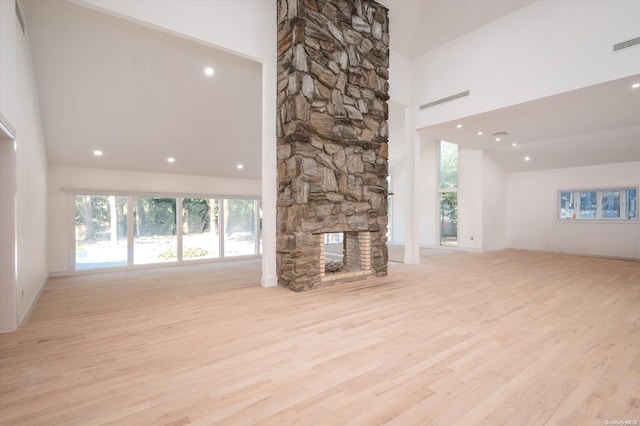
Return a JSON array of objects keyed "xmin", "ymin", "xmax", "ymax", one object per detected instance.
[
  {"xmin": 72, "ymin": 191, "xmax": 261, "ymax": 273},
  {"xmin": 557, "ymin": 187, "xmax": 638, "ymax": 222},
  {"xmin": 438, "ymin": 140, "xmax": 459, "ymax": 247}
]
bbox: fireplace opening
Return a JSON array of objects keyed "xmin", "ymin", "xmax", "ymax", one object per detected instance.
[{"xmin": 319, "ymin": 231, "xmax": 372, "ymax": 282}]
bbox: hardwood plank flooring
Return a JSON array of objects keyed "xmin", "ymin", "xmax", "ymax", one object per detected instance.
[{"xmin": 1, "ymin": 249, "xmax": 639, "ymax": 425}]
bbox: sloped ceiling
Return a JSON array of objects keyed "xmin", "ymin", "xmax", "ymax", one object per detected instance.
[
  {"xmin": 23, "ymin": 0, "xmax": 640, "ymax": 179},
  {"xmin": 378, "ymin": 0, "xmax": 536, "ymax": 58},
  {"xmin": 24, "ymin": 0, "xmax": 262, "ymax": 179}
]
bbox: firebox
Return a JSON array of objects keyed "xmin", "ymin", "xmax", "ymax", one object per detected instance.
[{"xmin": 319, "ymin": 232, "xmax": 372, "ymax": 282}]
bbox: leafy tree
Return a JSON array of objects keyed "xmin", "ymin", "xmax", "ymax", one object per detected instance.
[
  {"xmin": 225, "ymin": 199, "xmax": 254, "ymax": 234},
  {"xmin": 439, "ymin": 141, "xmax": 458, "ymax": 189}
]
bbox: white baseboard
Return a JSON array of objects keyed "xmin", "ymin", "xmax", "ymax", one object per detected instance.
[{"xmin": 19, "ymin": 276, "xmax": 48, "ymax": 326}]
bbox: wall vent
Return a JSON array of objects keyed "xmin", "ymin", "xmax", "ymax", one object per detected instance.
[
  {"xmin": 613, "ymin": 36, "xmax": 640, "ymax": 52},
  {"xmin": 15, "ymin": 0, "xmax": 25, "ymax": 36},
  {"xmin": 419, "ymin": 90, "xmax": 470, "ymax": 110}
]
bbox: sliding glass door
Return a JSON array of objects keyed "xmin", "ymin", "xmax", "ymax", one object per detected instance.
[{"xmin": 74, "ymin": 194, "xmax": 260, "ymax": 271}]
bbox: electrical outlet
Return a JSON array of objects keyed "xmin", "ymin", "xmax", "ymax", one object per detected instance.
[{"xmin": 470, "ymin": 236, "xmax": 474, "ymax": 241}]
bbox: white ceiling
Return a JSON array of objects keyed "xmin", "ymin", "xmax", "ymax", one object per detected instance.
[
  {"xmin": 23, "ymin": 0, "xmax": 640, "ymax": 181},
  {"xmin": 421, "ymin": 74, "xmax": 640, "ymax": 172},
  {"xmin": 24, "ymin": 0, "xmax": 263, "ymax": 179},
  {"xmin": 377, "ymin": 0, "xmax": 536, "ymax": 58}
]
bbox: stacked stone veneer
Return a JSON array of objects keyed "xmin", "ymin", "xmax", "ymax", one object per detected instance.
[{"xmin": 276, "ymin": 0, "xmax": 389, "ymax": 291}]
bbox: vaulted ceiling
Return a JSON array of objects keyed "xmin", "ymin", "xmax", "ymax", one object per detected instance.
[
  {"xmin": 24, "ymin": 0, "xmax": 262, "ymax": 179},
  {"xmin": 23, "ymin": 0, "xmax": 640, "ymax": 179}
]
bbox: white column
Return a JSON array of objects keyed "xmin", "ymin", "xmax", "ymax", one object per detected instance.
[
  {"xmin": 404, "ymin": 106, "xmax": 420, "ymax": 264},
  {"xmin": 260, "ymin": 58, "xmax": 278, "ymax": 287}
]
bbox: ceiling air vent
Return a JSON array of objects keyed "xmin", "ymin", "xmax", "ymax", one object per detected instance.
[
  {"xmin": 493, "ymin": 132, "xmax": 509, "ymax": 137},
  {"xmin": 419, "ymin": 90, "xmax": 470, "ymax": 111},
  {"xmin": 613, "ymin": 36, "xmax": 640, "ymax": 52}
]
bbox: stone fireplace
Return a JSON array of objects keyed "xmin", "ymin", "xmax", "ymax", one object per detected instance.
[{"xmin": 276, "ymin": 0, "xmax": 389, "ymax": 291}]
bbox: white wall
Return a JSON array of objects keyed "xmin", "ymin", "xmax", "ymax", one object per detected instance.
[
  {"xmin": 413, "ymin": 0, "xmax": 640, "ymax": 129},
  {"xmin": 0, "ymin": 0, "xmax": 17, "ymax": 126},
  {"xmin": 0, "ymin": 0, "xmax": 50, "ymax": 330},
  {"xmin": 392, "ymin": 144, "xmax": 507, "ymax": 252},
  {"xmin": 389, "ymin": 165, "xmax": 405, "ymax": 245},
  {"xmin": 507, "ymin": 161, "xmax": 640, "ymax": 259},
  {"xmin": 389, "ymin": 49, "xmax": 412, "ymax": 106},
  {"xmin": 390, "ymin": 140, "xmax": 438, "ymax": 247},
  {"xmin": 16, "ymin": 7, "xmax": 48, "ymax": 324},
  {"xmin": 77, "ymin": 0, "xmax": 273, "ymax": 61},
  {"xmin": 418, "ymin": 140, "xmax": 438, "ymax": 246},
  {"xmin": 458, "ymin": 149, "xmax": 483, "ymax": 251},
  {"xmin": 482, "ymin": 153, "xmax": 507, "ymax": 251},
  {"xmin": 48, "ymin": 165, "xmax": 261, "ymax": 274}
]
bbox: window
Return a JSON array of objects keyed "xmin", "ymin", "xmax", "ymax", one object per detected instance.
[
  {"xmin": 628, "ymin": 189, "xmax": 638, "ymax": 219},
  {"xmin": 558, "ymin": 188, "xmax": 638, "ymax": 221},
  {"xmin": 223, "ymin": 199, "xmax": 257, "ymax": 257},
  {"xmin": 438, "ymin": 140, "xmax": 458, "ymax": 246},
  {"xmin": 182, "ymin": 198, "xmax": 220, "ymax": 260},
  {"xmin": 75, "ymin": 195, "xmax": 128, "ymax": 269},
  {"xmin": 134, "ymin": 197, "xmax": 177, "ymax": 264},
  {"xmin": 74, "ymin": 193, "xmax": 260, "ymax": 271}
]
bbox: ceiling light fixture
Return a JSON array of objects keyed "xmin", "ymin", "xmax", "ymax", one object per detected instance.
[
  {"xmin": 477, "ymin": 131, "xmax": 483, "ymax": 136},
  {"xmin": 93, "ymin": 150, "xmax": 103, "ymax": 156},
  {"xmin": 237, "ymin": 164, "xmax": 244, "ymax": 170},
  {"xmin": 632, "ymin": 82, "xmax": 640, "ymax": 89},
  {"xmin": 456, "ymin": 124, "xmax": 462, "ymax": 129},
  {"xmin": 167, "ymin": 157, "xmax": 175, "ymax": 163},
  {"xmin": 524, "ymin": 156, "xmax": 531, "ymax": 161},
  {"xmin": 204, "ymin": 67, "xmax": 215, "ymax": 77},
  {"xmin": 512, "ymin": 142, "xmax": 517, "ymax": 147},
  {"xmin": 495, "ymin": 137, "xmax": 501, "ymax": 142}
]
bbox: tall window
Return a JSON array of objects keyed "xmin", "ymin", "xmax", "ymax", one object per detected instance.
[
  {"xmin": 182, "ymin": 198, "xmax": 220, "ymax": 260},
  {"xmin": 439, "ymin": 140, "xmax": 458, "ymax": 247},
  {"xmin": 75, "ymin": 195, "xmax": 128, "ymax": 269},
  {"xmin": 223, "ymin": 199, "xmax": 256, "ymax": 257},
  {"xmin": 134, "ymin": 197, "xmax": 177, "ymax": 264}
]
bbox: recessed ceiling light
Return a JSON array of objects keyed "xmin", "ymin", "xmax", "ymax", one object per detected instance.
[
  {"xmin": 236, "ymin": 164, "xmax": 244, "ymax": 170},
  {"xmin": 456, "ymin": 124, "xmax": 462, "ymax": 129},
  {"xmin": 495, "ymin": 137, "xmax": 501, "ymax": 142},
  {"xmin": 167, "ymin": 157, "xmax": 175, "ymax": 163},
  {"xmin": 524, "ymin": 156, "xmax": 531, "ymax": 161},
  {"xmin": 512, "ymin": 142, "xmax": 518, "ymax": 147},
  {"xmin": 93, "ymin": 150, "xmax": 103, "ymax": 156},
  {"xmin": 477, "ymin": 131, "xmax": 483, "ymax": 136},
  {"xmin": 204, "ymin": 67, "xmax": 215, "ymax": 76},
  {"xmin": 632, "ymin": 83, "xmax": 640, "ymax": 89}
]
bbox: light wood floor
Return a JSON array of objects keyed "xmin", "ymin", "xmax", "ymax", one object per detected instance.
[{"xmin": 1, "ymin": 249, "xmax": 639, "ymax": 425}]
